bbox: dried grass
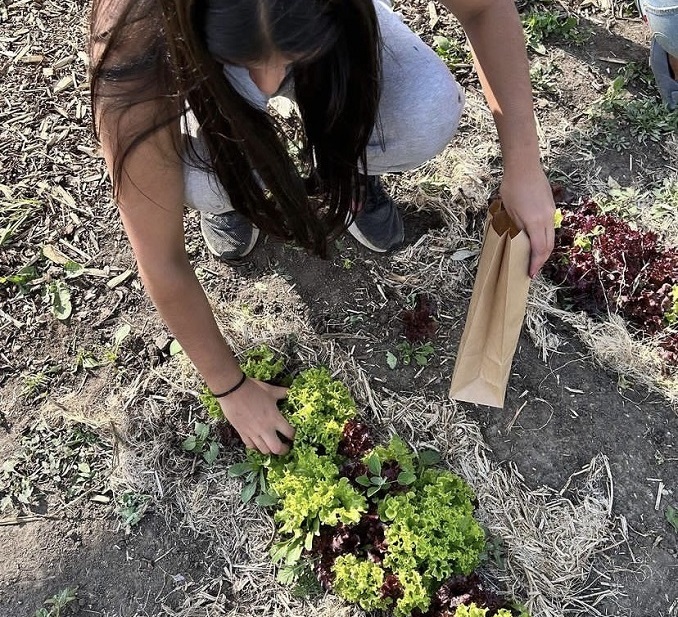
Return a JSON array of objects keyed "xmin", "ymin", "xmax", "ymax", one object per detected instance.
[{"xmin": 526, "ymin": 278, "xmax": 678, "ymax": 407}]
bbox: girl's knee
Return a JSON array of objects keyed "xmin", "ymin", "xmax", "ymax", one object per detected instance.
[
  {"xmin": 367, "ymin": 72, "xmax": 465, "ymax": 173},
  {"xmin": 422, "ymin": 75, "xmax": 466, "ymax": 158}
]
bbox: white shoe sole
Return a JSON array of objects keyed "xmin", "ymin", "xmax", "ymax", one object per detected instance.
[
  {"xmin": 347, "ymin": 220, "xmax": 405, "ymax": 253},
  {"xmin": 201, "ymin": 217, "xmax": 260, "ymax": 260},
  {"xmin": 346, "ymin": 221, "xmax": 389, "ymax": 253}
]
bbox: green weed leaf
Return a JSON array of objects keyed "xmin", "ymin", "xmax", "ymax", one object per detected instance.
[
  {"xmin": 397, "ymin": 470, "xmax": 416, "ymax": 485},
  {"xmin": 0, "ymin": 265, "xmax": 39, "ymax": 291},
  {"xmin": 433, "ymin": 35, "xmax": 450, "ymax": 51},
  {"xmin": 228, "ymin": 462, "xmax": 254, "ymax": 477},
  {"xmin": 194, "ymin": 422, "xmax": 209, "ymax": 442},
  {"xmin": 181, "ymin": 435, "xmax": 197, "ymax": 452},
  {"xmin": 414, "ymin": 353, "xmax": 428, "ymax": 366},
  {"xmin": 241, "ymin": 481, "xmax": 257, "ymax": 503},
  {"xmin": 386, "ymin": 351, "xmax": 397, "ymax": 369},
  {"xmin": 48, "ymin": 280, "xmax": 72, "ymax": 321},
  {"xmin": 203, "ymin": 441, "xmax": 219, "ymax": 465},
  {"xmin": 666, "ymin": 505, "xmax": 678, "ymax": 533},
  {"xmin": 255, "ymin": 493, "xmax": 279, "ymax": 507},
  {"xmin": 418, "ymin": 449, "xmax": 442, "ymax": 467},
  {"xmin": 286, "ymin": 540, "xmax": 303, "ymax": 565},
  {"xmin": 366, "ymin": 453, "xmax": 381, "ymax": 476},
  {"xmin": 270, "ymin": 541, "xmax": 289, "ymax": 564},
  {"xmin": 366, "ymin": 485, "xmax": 381, "ymax": 497},
  {"xmin": 276, "ymin": 564, "xmax": 298, "ymax": 585}
]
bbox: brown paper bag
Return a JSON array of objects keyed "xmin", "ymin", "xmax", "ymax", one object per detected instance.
[{"xmin": 449, "ymin": 199, "xmax": 531, "ymax": 408}]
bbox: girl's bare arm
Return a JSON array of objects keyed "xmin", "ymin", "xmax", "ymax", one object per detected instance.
[
  {"xmin": 92, "ymin": 0, "xmax": 294, "ymax": 453},
  {"xmin": 442, "ymin": 0, "xmax": 556, "ymax": 277}
]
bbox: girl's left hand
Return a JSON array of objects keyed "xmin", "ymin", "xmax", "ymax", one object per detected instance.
[{"xmin": 499, "ymin": 164, "xmax": 556, "ymax": 278}]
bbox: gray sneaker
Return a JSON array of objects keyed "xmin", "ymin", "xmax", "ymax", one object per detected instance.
[
  {"xmin": 200, "ymin": 210, "xmax": 259, "ymax": 261},
  {"xmin": 347, "ymin": 175, "xmax": 404, "ymax": 253}
]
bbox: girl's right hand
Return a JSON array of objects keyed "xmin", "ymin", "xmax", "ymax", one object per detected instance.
[{"xmin": 218, "ymin": 377, "xmax": 295, "ymax": 455}]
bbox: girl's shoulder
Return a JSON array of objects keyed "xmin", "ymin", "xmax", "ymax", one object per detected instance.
[{"xmin": 91, "ymin": 0, "xmax": 165, "ymax": 80}]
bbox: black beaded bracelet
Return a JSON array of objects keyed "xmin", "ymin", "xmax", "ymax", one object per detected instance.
[{"xmin": 211, "ymin": 372, "xmax": 247, "ymax": 398}]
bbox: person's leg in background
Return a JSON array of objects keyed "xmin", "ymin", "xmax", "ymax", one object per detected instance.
[{"xmin": 638, "ymin": 0, "xmax": 678, "ymax": 109}]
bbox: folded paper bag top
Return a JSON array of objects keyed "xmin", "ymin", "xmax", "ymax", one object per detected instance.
[
  {"xmin": 489, "ymin": 198, "xmax": 522, "ymax": 238},
  {"xmin": 449, "ymin": 199, "xmax": 531, "ymax": 408}
]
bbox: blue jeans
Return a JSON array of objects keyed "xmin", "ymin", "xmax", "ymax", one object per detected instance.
[{"xmin": 640, "ymin": 0, "xmax": 678, "ymax": 57}]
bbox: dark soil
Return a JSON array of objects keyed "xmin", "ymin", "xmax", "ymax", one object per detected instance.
[{"xmin": 0, "ymin": 510, "xmax": 225, "ymax": 615}]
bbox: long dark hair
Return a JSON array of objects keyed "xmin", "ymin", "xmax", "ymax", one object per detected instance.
[{"xmin": 90, "ymin": 0, "xmax": 382, "ymax": 257}]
